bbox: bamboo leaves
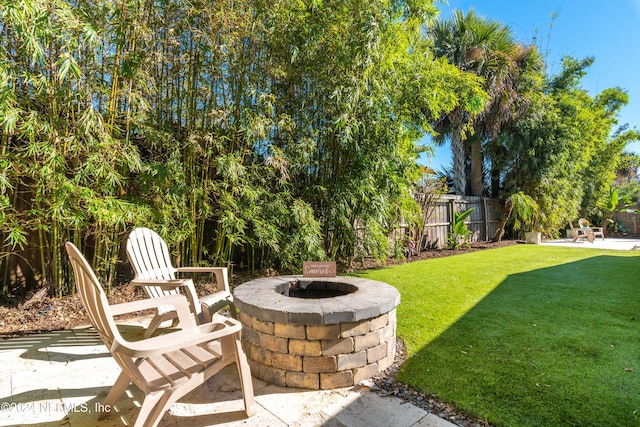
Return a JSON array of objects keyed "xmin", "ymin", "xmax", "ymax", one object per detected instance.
[
  {"xmin": 0, "ymin": 0, "xmax": 151, "ymax": 295},
  {"xmin": 56, "ymin": 53, "xmax": 81, "ymax": 82},
  {"xmin": 1, "ymin": 0, "xmax": 459, "ymax": 296}
]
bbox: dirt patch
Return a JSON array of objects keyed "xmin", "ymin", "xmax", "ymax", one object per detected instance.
[
  {"xmin": 0, "ymin": 281, "xmax": 223, "ymax": 339},
  {"xmin": 0, "ymin": 240, "xmax": 518, "ymax": 339}
]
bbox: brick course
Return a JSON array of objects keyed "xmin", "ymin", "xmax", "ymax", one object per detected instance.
[
  {"xmin": 307, "ymin": 324, "xmax": 341, "ymax": 340},
  {"xmin": 286, "ymin": 371, "xmax": 319, "ymax": 389},
  {"xmin": 303, "ymin": 355, "xmax": 337, "ymax": 373},
  {"xmin": 242, "ymin": 308, "xmax": 397, "ymax": 390},
  {"xmin": 322, "ymin": 337, "xmax": 354, "ymax": 355},
  {"xmin": 320, "ymin": 371, "xmax": 353, "ymax": 389},
  {"xmin": 341, "ymin": 320, "xmax": 370, "ymax": 337},
  {"xmin": 253, "ymin": 317, "xmax": 275, "ymax": 334},
  {"xmin": 275, "ymin": 322, "xmax": 306, "ymax": 339},
  {"xmin": 289, "ymin": 339, "xmax": 322, "ymax": 356}
]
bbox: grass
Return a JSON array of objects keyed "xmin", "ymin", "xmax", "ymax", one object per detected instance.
[{"xmin": 356, "ymin": 245, "xmax": 640, "ymax": 426}]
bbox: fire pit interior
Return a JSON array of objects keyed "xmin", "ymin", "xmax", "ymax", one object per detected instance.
[
  {"xmin": 279, "ymin": 280, "xmax": 357, "ymax": 299},
  {"xmin": 233, "ymin": 276, "xmax": 400, "ymax": 390}
]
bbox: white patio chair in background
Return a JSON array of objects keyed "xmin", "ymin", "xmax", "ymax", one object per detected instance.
[{"xmin": 126, "ymin": 227, "xmax": 236, "ymax": 338}]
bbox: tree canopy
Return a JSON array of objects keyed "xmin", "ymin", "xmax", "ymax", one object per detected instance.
[{"xmin": 429, "ymin": 10, "xmax": 638, "ymax": 236}]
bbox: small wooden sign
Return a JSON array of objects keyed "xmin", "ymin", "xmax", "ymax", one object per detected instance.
[{"xmin": 303, "ymin": 261, "xmax": 337, "ymax": 277}]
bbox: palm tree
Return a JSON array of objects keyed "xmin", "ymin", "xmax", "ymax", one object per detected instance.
[
  {"xmin": 471, "ymin": 42, "xmax": 543, "ymax": 196},
  {"xmin": 429, "ymin": 9, "xmax": 483, "ymax": 195},
  {"xmin": 429, "ymin": 9, "xmax": 543, "ymax": 196}
]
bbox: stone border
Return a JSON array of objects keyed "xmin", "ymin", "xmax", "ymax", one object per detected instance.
[
  {"xmin": 233, "ymin": 276, "xmax": 400, "ymax": 325},
  {"xmin": 239, "ymin": 308, "xmax": 398, "ymax": 389},
  {"xmin": 233, "ymin": 276, "xmax": 400, "ymax": 389}
]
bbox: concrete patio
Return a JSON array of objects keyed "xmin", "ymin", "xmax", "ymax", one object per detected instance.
[
  {"xmin": 540, "ymin": 236, "xmax": 640, "ymax": 250},
  {"xmin": 0, "ymin": 317, "xmax": 453, "ymax": 427}
]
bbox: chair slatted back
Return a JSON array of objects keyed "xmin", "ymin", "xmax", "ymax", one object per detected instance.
[
  {"xmin": 126, "ymin": 228, "xmax": 179, "ymax": 301},
  {"xmin": 66, "ymin": 242, "xmax": 257, "ymax": 425},
  {"xmin": 65, "ymin": 242, "xmax": 118, "ymax": 350},
  {"xmin": 66, "ymin": 242, "xmax": 184, "ymax": 396}
]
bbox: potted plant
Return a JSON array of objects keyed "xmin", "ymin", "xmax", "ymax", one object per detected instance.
[
  {"xmin": 524, "ymin": 230, "xmax": 542, "ymax": 244},
  {"xmin": 492, "ymin": 192, "xmax": 540, "ymax": 243},
  {"xmin": 512, "ymin": 192, "xmax": 540, "ymax": 243}
]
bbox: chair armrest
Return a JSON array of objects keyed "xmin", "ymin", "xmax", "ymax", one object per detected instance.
[
  {"xmin": 176, "ymin": 267, "xmax": 230, "ymax": 293},
  {"xmin": 130, "ymin": 278, "xmax": 191, "ymax": 291},
  {"xmin": 111, "ymin": 316, "xmax": 242, "ymax": 358},
  {"xmin": 198, "ymin": 291, "xmax": 234, "ymax": 322},
  {"xmin": 199, "ymin": 290, "xmax": 233, "ymax": 306},
  {"xmin": 131, "ymin": 278, "xmax": 200, "ymax": 317},
  {"xmin": 110, "ymin": 294, "xmax": 196, "ymax": 331},
  {"xmin": 176, "ymin": 267, "xmax": 227, "ymax": 273}
]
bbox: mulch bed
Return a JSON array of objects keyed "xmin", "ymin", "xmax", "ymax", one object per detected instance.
[{"xmin": 0, "ymin": 240, "xmax": 517, "ymax": 426}]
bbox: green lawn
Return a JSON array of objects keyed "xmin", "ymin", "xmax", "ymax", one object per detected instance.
[{"xmin": 357, "ymin": 245, "xmax": 640, "ymax": 426}]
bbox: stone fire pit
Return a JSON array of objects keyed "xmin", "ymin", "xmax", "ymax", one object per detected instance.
[{"xmin": 233, "ymin": 276, "xmax": 400, "ymax": 390}]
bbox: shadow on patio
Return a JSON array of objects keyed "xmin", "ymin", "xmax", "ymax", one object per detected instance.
[{"xmin": 0, "ymin": 323, "xmax": 440, "ymax": 426}]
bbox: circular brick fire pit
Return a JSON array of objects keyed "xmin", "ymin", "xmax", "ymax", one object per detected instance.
[{"xmin": 233, "ymin": 276, "xmax": 400, "ymax": 389}]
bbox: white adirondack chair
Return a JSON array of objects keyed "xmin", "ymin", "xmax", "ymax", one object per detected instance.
[
  {"xmin": 126, "ymin": 227, "xmax": 235, "ymax": 338},
  {"xmin": 65, "ymin": 242, "xmax": 256, "ymax": 427},
  {"xmin": 569, "ymin": 219, "xmax": 595, "ymax": 243},
  {"xmin": 579, "ymin": 218, "xmax": 605, "ymax": 240}
]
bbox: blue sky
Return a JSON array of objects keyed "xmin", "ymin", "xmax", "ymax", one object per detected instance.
[{"xmin": 421, "ymin": 0, "xmax": 640, "ymax": 171}]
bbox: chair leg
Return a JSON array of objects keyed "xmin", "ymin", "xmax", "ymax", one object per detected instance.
[
  {"xmin": 99, "ymin": 370, "xmax": 132, "ymax": 420},
  {"xmin": 201, "ymin": 301, "xmax": 238, "ymax": 323},
  {"xmin": 144, "ymin": 314, "xmax": 165, "ymax": 339},
  {"xmin": 232, "ymin": 331, "xmax": 257, "ymax": 416},
  {"xmin": 134, "ymin": 390, "xmax": 172, "ymax": 427}
]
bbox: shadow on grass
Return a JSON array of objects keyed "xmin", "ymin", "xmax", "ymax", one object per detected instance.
[{"xmin": 399, "ymin": 255, "xmax": 640, "ymax": 427}]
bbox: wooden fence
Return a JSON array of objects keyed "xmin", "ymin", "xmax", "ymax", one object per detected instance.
[
  {"xmin": 420, "ymin": 195, "xmax": 503, "ymax": 248},
  {"xmin": 387, "ymin": 195, "xmax": 503, "ymax": 252}
]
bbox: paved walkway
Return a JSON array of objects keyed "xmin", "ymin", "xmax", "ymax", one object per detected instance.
[
  {"xmin": 540, "ymin": 236, "xmax": 640, "ymax": 250},
  {"xmin": 0, "ymin": 317, "xmax": 453, "ymax": 427}
]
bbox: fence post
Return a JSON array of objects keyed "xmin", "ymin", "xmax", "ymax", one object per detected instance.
[
  {"xmin": 449, "ymin": 197, "xmax": 456, "ymax": 236},
  {"xmin": 482, "ymin": 197, "xmax": 489, "ymax": 241}
]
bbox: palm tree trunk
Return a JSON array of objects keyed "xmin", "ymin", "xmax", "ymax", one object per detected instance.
[
  {"xmin": 492, "ymin": 197, "xmax": 513, "ymax": 242},
  {"xmin": 451, "ymin": 108, "xmax": 467, "ymax": 196},
  {"xmin": 470, "ymin": 135, "xmax": 483, "ymax": 196},
  {"xmin": 490, "ymin": 147, "xmax": 503, "ymax": 198}
]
